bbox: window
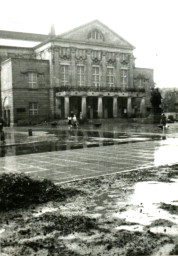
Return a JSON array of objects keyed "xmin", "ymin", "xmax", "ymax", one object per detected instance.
[
  {"xmin": 121, "ymin": 69, "xmax": 128, "ymax": 86},
  {"xmin": 88, "ymin": 30, "xmax": 104, "ymax": 41},
  {"xmin": 107, "ymin": 67, "xmax": 115, "ymax": 87},
  {"xmin": 28, "ymin": 72, "xmax": 37, "ymax": 89},
  {"xmin": 16, "ymin": 108, "xmax": 26, "ymax": 113},
  {"xmin": 61, "ymin": 65, "xmax": 69, "ymax": 86},
  {"xmin": 92, "ymin": 66, "xmax": 100, "ymax": 87},
  {"xmin": 29, "ymin": 103, "xmax": 38, "ymax": 116},
  {"xmin": 77, "ymin": 66, "xmax": 85, "ymax": 86}
]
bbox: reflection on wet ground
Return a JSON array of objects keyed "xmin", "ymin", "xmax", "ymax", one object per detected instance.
[{"xmin": 0, "ymin": 129, "xmax": 161, "ymax": 157}]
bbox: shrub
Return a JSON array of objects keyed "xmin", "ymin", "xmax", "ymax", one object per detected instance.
[{"xmin": 0, "ymin": 173, "xmax": 79, "ymax": 211}]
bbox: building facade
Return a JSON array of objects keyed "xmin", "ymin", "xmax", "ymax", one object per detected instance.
[{"xmin": 0, "ymin": 20, "xmax": 154, "ymax": 126}]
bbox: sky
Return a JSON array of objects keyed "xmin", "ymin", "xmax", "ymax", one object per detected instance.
[{"xmin": 0, "ymin": 0, "xmax": 178, "ymax": 88}]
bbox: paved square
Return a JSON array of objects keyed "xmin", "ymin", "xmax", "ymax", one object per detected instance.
[{"xmin": 0, "ymin": 138, "xmax": 178, "ymax": 183}]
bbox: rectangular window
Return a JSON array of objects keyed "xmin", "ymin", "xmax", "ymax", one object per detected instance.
[
  {"xmin": 61, "ymin": 65, "xmax": 69, "ymax": 86},
  {"xmin": 107, "ymin": 67, "xmax": 115, "ymax": 87},
  {"xmin": 77, "ymin": 66, "xmax": 85, "ymax": 86},
  {"xmin": 29, "ymin": 102, "xmax": 38, "ymax": 116},
  {"xmin": 28, "ymin": 72, "xmax": 37, "ymax": 89},
  {"xmin": 121, "ymin": 69, "xmax": 128, "ymax": 86},
  {"xmin": 16, "ymin": 108, "xmax": 26, "ymax": 113},
  {"xmin": 92, "ymin": 66, "xmax": 100, "ymax": 87}
]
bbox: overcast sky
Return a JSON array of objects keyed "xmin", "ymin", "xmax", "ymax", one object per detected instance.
[{"xmin": 0, "ymin": 0, "xmax": 178, "ymax": 88}]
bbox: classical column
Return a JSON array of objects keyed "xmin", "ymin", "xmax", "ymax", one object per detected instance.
[
  {"xmin": 64, "ymin": 96, "xmax": 70, "ymax": 118},
  {"xmin": 140, "ymin": 97, "xmax": 146, "ymax": 117},
  {"xmin": 98, "ymin": 97, "xmax": 103, "ymax": 118},
  {"xmin": 116, "ymin": 54, "xmax": 121, "ymax": 88},
  {"xmin": 113, "ymin": 96, "xmax": 118, "ymax": 118},
  {"xmin": 81, "ymin": 96, "xmax": 87, "ymax": 118},
  {"xmin": 49, "ymin": 88, "xmax": 55, "ymax": 119},
  {"xmin": 127, "ymin": 97, "xmax": 132, "ymax": 117},
  {"xmin": 54, "ymin": 49, "xmax": 60, "ymax": 86},
  {"xmin": 55, "ymin": 97, "xmax": 61, "ymax": 118},
  {"xmin": 71, "ymin": 49, "xmax": 76, "ymax": 87},
  {"xmin": 87, "ymin": 50, "xmax": 92, "ymax": 87},
  {"xmin": 102, "ymin": 52, "xmax": 106, "ymax": 87},
  {"xmin": 129, "ymin": 54, "xmax": 134, "ymax": 88}
]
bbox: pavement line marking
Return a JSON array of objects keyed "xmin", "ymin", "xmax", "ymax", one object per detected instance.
[
  {"xmin": 25, "ymin": 169, "xmax": 65, "ymax": 174},
  {"xmin": 59, "ymin": 150, "xmax": 154, "ymax": 162},
  {"xmin": 62, "ymin": 150, "xmax": 154, "ymax": 161},
  {"xmin": 55, "ymin": 162, "xmax": 178, "ymax": 184}
]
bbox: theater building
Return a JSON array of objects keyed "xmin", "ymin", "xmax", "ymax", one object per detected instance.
[{"xmin": 0, "ymin": 20, "xmax": 154, "ymax": 126}]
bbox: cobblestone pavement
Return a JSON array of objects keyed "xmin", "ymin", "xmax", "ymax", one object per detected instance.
[{"xmin": 0, "ymin": 137, "xmax": 178, "ymax": 184}]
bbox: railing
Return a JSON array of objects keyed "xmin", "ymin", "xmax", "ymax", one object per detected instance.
[{"xmin": 57, "ymin": 86, "xmax": 145, "ymax": 93}]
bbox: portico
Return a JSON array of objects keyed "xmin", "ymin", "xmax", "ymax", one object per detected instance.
[{"xmin": 55, "ymin": 90, "xmax": 146, "ymax": 119}]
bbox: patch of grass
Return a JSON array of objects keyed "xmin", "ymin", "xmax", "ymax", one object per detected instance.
[
  {"xmin": 159, "ymin": 203, "xmax": 178, "ymax": 214},
  {"xmin": 0, "ymin": 173, "xmax": 80, "ymax": 211},
  {"xmin": 41, "ymin": 213, "xmax": 97, "ymax": 235}
]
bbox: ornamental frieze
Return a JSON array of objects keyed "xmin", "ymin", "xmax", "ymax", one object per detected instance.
[
  {"xmin": 91, "ymin": 51, "xmax": 102, "ymax": 60},
  {"xmin": 120, "ymin": 53, "xmax": 130, "ymax": 65},
  {"xmin": 75, "ymin": 49, "xmax": 87, "ymax": 60},
  {"xmin": 59, "ymin": 47, "xmax": 71, "ymax": 60},
  {"xmin": 106, "ymin": 52, "xmax": 116, "ymax": 66}
]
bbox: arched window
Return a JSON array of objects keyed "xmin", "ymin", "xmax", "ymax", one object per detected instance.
[{"xmin": 88, "ymin": 29, "xmax": 104, "ymax": 41}]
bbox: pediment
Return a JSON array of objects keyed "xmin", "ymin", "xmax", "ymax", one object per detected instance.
[{"xmin": 57, "ymin": 20, "xmax": 134, "ymax": 49}]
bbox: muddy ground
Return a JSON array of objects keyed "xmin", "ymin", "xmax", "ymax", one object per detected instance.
[{"xmin": 0, "ymin": 165, "xmax": 178, "ymax": 256}]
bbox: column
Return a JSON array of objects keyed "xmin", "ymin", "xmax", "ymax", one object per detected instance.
[
  {"xmin": 55, "ymin": 97, "xmax": 61, "ymax": 118},
  {"xmin": 116, "ymin": 54, "xmax": 120, "ymax": 88},
  {"xmin": 98, "ymin": 97, "xmax": 103, "ymax": 118},
  {"xmin": 49, "ymin": 88, "xmax": 55, "ymax": 119},
  {"xmin": 140, "ymin": 97, "xmax": 146, "ymax": 117},
  {"xmin": 113, "ymin": 96, "xmax": 118, "ymax": 118},
  {"xmin": 81, "ymin": 96, "xmax": 87, "ymax": 118},
  {"xmin": 129, "ymin": 54, "xmax": 134, "ymax": 88},
  {"xmin": 54, "ymin": 49, "xmax": 60, "ymax": 86},
  {"xmin": 71, "ymin": 49, "xmax": 76, "ymax": 87},
  {"xmin": 87, "ymin": 50, "xmax": 92, "ymax": 87},
  {"xmin": 64, "ymin": 96, "xmax": 70, "ymax": 118},
  {"xmin": 127, "ymin": 97, "xmax": 132, "ymax": 117},
  {"xmin": 102, "ymin": 52, "xmax": 106, "ymax": 87}
]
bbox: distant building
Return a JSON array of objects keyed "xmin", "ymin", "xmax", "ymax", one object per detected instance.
[{"xmin": 0, "ymin": 20, "xmax": 154, "ymax": 126}]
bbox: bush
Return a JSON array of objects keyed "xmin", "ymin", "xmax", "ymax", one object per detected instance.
[{"xmin": 0, "ymin": 173, "xmax": 79, "ymax": 211}]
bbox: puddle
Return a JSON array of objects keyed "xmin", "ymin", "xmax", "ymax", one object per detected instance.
[
  {"xmin": 0, "ymin": 228, "xmax": 5, "ymax": 235},
  {"xmin": 150, "ymin": 226, "xmax": 178, "ymax": 236},
  {"xmin": 0, "ymin": 129, "xmax": 158, "ymax": 157},
  {"xmin": 32, "ymin": 207, "xmax": 58, "ymax": 217},
  {"xmin": 113, "ymin": 180, "xmax": 178, "ymax": 226},
  {"xmin": 154, "ymin": 138, "xmax": 178, "ymax": 166},
  {"xmin": 115, "ymin": 225, "xmax": 144, "ymax": 232}
]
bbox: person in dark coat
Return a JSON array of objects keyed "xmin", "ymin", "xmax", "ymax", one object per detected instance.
[
  {"xmin": 0, "ymin": 117, "xmax": 5, "ymax": 142},
  {"xmin": 160, "ymin": 113, "xmax": 167, "ymax": 132}
]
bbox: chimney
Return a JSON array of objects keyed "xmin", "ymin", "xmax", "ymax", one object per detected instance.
[{"xmin": 49, "ymin": 24, "xmax": 56, "ymax": 38}]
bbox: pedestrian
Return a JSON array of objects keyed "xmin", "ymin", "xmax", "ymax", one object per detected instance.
[
  {"xmin": 72, "ymin": 114, "xmax": 78, "ymax": 128},
  {"xmin": 160, "ymin": 113, "xmax": 167, "ymax": 132},
  {"xmin": 68, "ymin": 116, "xmax": 72, "ymax": 125},
  {"xmin": 0, "ymin": 117, "xmax": 5, "ymax": 142}
]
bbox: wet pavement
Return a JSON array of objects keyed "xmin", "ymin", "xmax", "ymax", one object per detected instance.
[{"xmin": 0, "ymin": 120, "xmax": 178, "ymax": 183}]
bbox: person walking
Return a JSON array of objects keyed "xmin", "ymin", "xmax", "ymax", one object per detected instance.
[
  {"xmin": 72, "ymin": 114, "xmax": 78, "ymax": 128},
  {"xmin": 0, "ymin": 117, "xmax": 5, "ymax": 142},
  {"xmin": 161, "ymin": 113, "xmax": 167, "ymax": 133}
]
